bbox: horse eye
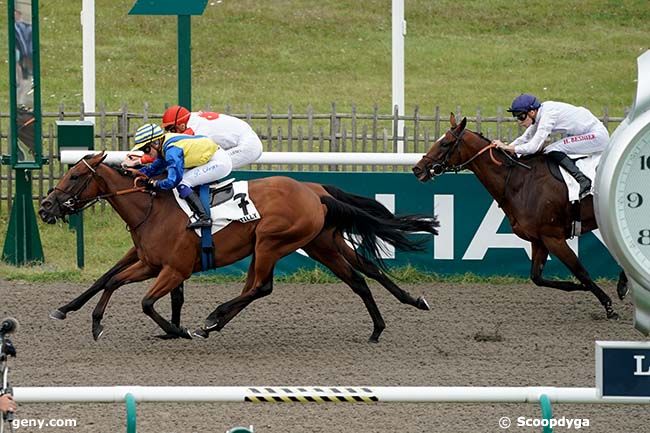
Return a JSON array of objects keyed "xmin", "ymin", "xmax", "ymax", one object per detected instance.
[{"xmin": 70, "ymin": 174, "xmax": 79, "ymax": 180}]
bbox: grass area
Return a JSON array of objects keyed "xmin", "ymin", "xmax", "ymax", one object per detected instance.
[
  {"xmin": 0, "ymin": 206, "xmax": 133, "ymax": 281},
  {"xmin": 0, "ymin": 0, "xmax": 647, "ymax": 115}
]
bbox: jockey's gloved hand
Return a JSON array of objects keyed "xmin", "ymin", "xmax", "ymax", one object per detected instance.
[{"xmin": 144, "ymin": 179, "xmax": 158, "ymax": 191}]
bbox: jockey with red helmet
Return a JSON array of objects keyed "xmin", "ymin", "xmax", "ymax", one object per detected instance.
[
  {"xmin": 491, "ymin": 94, "xmax": 609, "ymax": 200},
  {"xmin": 159, "ymin": 105, "xmax": 263, "ymax": 169},
  {"xmin": 131, "ymin": 123, "xmax": 232, "ymax": 229}
]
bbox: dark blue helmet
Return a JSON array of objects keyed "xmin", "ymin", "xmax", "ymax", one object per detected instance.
[{"xmin": 507, "ymin": 94, "xmax": 541, "ymax": 113}]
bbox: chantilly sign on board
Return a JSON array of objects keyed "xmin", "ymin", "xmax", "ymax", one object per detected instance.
[{"xmin": 596, "ymin": 341, "xmax": 650, "ymax": 399}]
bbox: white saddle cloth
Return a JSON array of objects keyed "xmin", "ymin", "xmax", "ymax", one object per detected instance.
[
  {"xmin": 173, "ymin": 180, "xmax": 261, "ymax": 236},
  {"xmin": 559, "ymin": 154, "xmax": 601, "ymax": 201}
]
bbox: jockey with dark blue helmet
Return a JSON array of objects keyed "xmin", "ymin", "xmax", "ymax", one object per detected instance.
[
  {"xmin": 491, "ymin": 93, "xmax": 609, "ymax": 200},
  {"xmin": 131, "ymin": 123, "xmax": 233, "ymax": 229}
]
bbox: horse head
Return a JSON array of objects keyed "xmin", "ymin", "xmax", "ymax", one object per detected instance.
[
  {"xmin": 412, "ymin": 113, "xmax": 472, "ymax": 182},
  {"xmin": 39, "ymin": 151, "xmax": 108, "ymax": 224}
]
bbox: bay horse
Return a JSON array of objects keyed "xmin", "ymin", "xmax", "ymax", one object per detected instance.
[
  {"xmin": 40, "ymin": 152, "xmax": 438, "ymax": 342},
  {"xmin": 412, "ymin": 114, "xmax": 625, "ymax": 320}
]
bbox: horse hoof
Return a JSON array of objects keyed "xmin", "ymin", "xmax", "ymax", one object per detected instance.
[
  {"xmin": 92, "ymin": 325, "xmax": 104, "ymax": 341},
  {"xmin": 617, "ymin": 284, "xmax": 629, "ymax": 301},
  {"xmin": 193, "ymin": 328, "xmax": 209, "ymax": 339},
  {"xmin": 607, "ymin": 310, "xmax": 620, "ymax": 321},
  {"xmin": 180, "ymin": 328, "xmax": 193, "ymax": 339},
  {"xmin": 368, "ymin": 336, "xmax": 380, "ymax": 344},
  {"xmin": 49, "ymin": 309, "xmax": 67, "ymax": 320},
  {"xmin": 155, "ymin": 333, "xmax": 180, "ymax": 340},
  {"xmin": 204, "ymin": 318, "xmax": 221, "ymax": 331},
  {"xmin": 416, "ymin": 296, "xmax": 430, "ymax": 310}
]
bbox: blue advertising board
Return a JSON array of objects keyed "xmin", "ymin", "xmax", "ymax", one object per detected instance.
[
  {"xmin": 211, "ymin": 170, "xmax": 619, "ymax": 278},
  {"xmin": 596, "ymin": 341, "xmax": 650, "ymax": 398}
]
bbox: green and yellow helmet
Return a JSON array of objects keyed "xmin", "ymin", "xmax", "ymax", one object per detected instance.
[{"xmin": 132, "ymin": 123, "xmax": 164, "ymax": 151}]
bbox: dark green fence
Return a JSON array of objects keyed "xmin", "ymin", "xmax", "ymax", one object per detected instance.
[{"xmin": 211, "ymin": 170, "xmax": 618, "ymax": 279}]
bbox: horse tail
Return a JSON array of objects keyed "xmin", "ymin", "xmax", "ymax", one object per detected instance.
[
  {"xmin": 323, "ymin": 184, "xmax": 396, "ymax": 220},
  {"xmin": 322, "ymin": 185, "xmax": 439, "ymax": 235},
  {"xmin": 320, "ymin": 195, "xmax": 439, "ymax": 269}
]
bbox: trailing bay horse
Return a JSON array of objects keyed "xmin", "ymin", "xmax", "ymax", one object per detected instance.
[
  {"xmin": 412, "ymin": 114, "xmax": 625, "ymax": 320},
  {"xmin": 40, "ymin": 152, "xmax": 438, "ymax": 342}
]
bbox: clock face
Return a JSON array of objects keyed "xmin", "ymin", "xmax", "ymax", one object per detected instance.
[{"xmin": 614, "ymin": 123, "xmax": 650, "ymax": 274}]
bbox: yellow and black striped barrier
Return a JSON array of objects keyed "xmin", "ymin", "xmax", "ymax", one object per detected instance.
[{"xmin": 244, "ymin": 386, "xmax": 379, "ymax": 403}]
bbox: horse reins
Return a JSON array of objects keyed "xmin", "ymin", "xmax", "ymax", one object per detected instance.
[
  {"xmin": 52, "ymin": 159, "xmax": 155, "ymax": 230},
  {"xmin": 425, "ymin": 128, "xmax": 531, "ymax": 177}
]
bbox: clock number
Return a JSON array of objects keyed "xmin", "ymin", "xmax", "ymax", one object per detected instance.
[
  {"xmin": 627, "ymin": 192, "xmax": 644, "ymax": 208},
  {"xmin": 638, "ymin": 229, "xmax": 650, "ymax": 246},
  {"xmin": 642, "ymin": 155, "xmax": 650, "ymax": 170}
]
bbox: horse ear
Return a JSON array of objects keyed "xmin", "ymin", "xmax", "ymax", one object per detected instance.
[
  {"xmin": 450, "ymin": 112, "xmax": 457, "ymax": 128},
  {"xmin": 459, "ymin": 117, "xmax": 467, "ymax": 131},
  {"xmin": 90, "ymin": 150, "xmax": 107, "ymax": 165}
]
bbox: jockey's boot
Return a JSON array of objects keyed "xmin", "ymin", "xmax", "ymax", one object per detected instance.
[
  {"xmin": 547, "ymin": 151, "xmax": 592, "ymax": 200},
  {"xmin": 184, "ymin": 192, "xmax": 213, "ymax": 229}
]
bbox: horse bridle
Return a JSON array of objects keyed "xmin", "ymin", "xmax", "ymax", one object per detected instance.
[
  {"xmin": 51, "ymin": 159, "xmax": 104, "ymax": 214},
  {"xmin": 422, "ymin": 128, "xmax": 492, "ymax": 176},
  {"xmin": 50, "ymin": 159, "xmax": 153, "ymax": 230},
  {"xmin": 422, "ymin": 128, "xmax": 528, "ymax": 177}
]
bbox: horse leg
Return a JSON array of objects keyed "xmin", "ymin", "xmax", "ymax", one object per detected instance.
[
  {"xmin": 530, "ymin": 240, "xmax": 592, "ymax": 291},
  {"xmin": 192, "ymin": 257, "xmax": 257, "ymax": 339},
  {"xmin": 141, "ymin": 266, "xmax": 192, "ymax": 339},
  {"xmin": 145, "ymin": 284, "xmax": 186, "ymax": 340},
  {"xmin": 51, "ymin": 247, "xmax": 139, "ymax": 320},
  {"xmin": 335, "ymin": 233, "xmax": 430, "ymax": 310},
  {"xmin": 304, "ymin": 242, "xmax": 386, "ymax": 343},
  {"xmin": 540, "ymin": 237, "xmax": 617, "ymax": 319},
  {"xmin": 198, "ymin": 257, "xmax": 274, "ymax": 337},
  {"xmin": 170, "ymin": 283, "xmax": 185, "ymax": 327},
  {"xmin": 617, "ymin": 270, "xmax": 629, "ymax": 300},
  {"xmin": 89, "ymin": 259, "xmax": 157, "ymax": 340}
]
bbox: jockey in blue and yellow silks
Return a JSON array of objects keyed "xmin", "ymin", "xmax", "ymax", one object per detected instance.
[{"xmin": 131, "ymin": 123, "xmax": 233, "ymax": 229}]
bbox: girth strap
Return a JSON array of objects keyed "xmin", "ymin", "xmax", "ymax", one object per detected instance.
[{"xmin": 199, "ymin": 185, "xmax": 215, "ymax": 271}]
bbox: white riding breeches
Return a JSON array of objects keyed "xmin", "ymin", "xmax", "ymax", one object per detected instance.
[
  {"xmin": 543, "ymin": 124, "xmax": 609, "ymax": 155},
  {"xmin": 226, "ymin": 131, "xmax": 263, "ymax": 169},
  {"xmin": 180, "ymin": 147, "xmax": 233, "ymax": 188}
]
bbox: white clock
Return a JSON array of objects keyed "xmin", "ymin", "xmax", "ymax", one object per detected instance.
[{"xmin": 595, "ymin": 50, "xmax": 650, "ymax": 336}]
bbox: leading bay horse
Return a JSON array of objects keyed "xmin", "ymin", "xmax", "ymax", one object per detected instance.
[
  {"xmin": 412, "ymin": 114, "xmax": 625, "ymax": 320},
  {"xmin": 40, "ymin": 152, "xmax": 439, "ymax": 342}
]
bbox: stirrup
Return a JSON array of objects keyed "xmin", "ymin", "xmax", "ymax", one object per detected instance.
[{"xmin": 187, "ymin": 218, "xmax": 212, "ymax": 229}]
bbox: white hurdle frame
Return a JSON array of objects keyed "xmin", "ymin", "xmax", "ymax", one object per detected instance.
[
  {"xmin": 13, "ymin": 386, "xmax": 650, "ymax": 403},
  {"xmin": 60, "ymin": 151, "xmax": 424, "ymax": 166}
]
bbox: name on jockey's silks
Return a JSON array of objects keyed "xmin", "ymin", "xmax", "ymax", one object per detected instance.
[
  {"xmin": 562, "ymin": 134, "xmax": 596, "ymax": 145},
  {"xmin": 162, "ymin": 133, "xmax": 219, "ymax": 168}
]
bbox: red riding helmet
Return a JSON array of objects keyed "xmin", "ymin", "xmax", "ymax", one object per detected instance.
[{"xmin": 161, "ymin": 105, "xmax": 191, "ymax": 131}]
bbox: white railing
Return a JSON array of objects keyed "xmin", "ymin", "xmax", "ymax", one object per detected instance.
[
  {"xmin": 60, "ymin": 151, "xmax": 424, "ymax": 166},
  {"xmin": 14, "ymin": 385, "xmax": 650, "ymax": 404}
]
